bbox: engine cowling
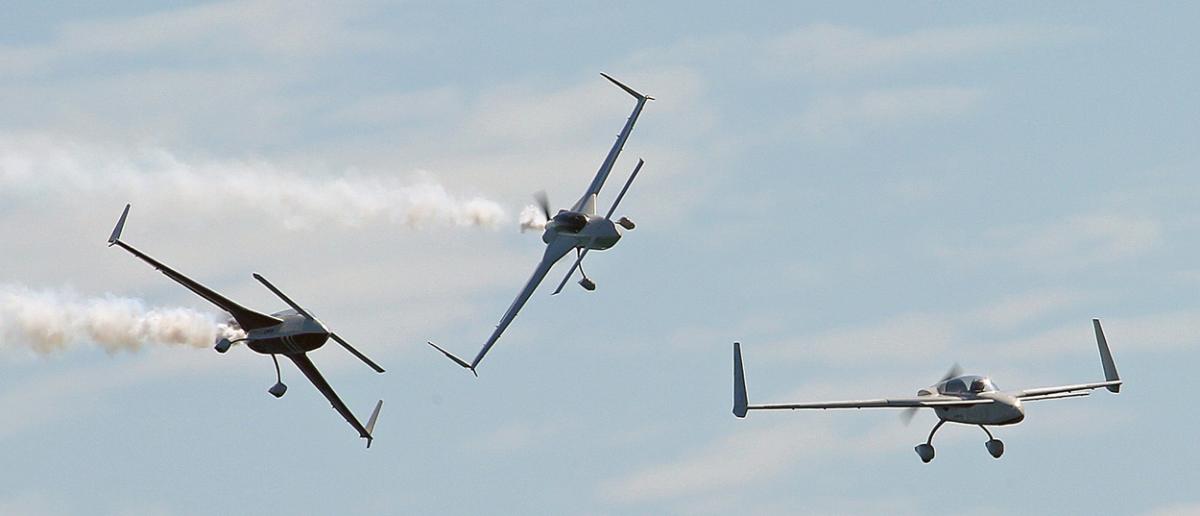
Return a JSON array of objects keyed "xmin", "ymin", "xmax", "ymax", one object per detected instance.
[{"xmin": 551, "ymin": 211, "xmax": 587, "ymax": 233}]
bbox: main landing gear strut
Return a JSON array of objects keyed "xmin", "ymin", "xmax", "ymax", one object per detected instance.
[
  {"xmin": 576, "ymin": 248, "xmax": 596, "ymax": 291},
  {"xmin": 914, "ymin": 420, "xmax": 1004, "ymax": 463},
  {"xmin": 268, "ymin": 354, "xmax": 287, "ymax": 398}
]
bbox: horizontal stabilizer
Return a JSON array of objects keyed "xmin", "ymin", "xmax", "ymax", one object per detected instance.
[
  {"xmin": 601, "ymin": 73, "xmax": 653, "ymax": 101},
  {"xmin": 428, "ymin": 342, "xmax": 477, "ymax": 377},
  {"xmin": 108, "ymin": 203, "xmax": 131, "ymax": 246},
  {"xmin": 332, "ymin": 333, "xmax": 385, "ymax": 373},
  {"xmin": 253, "ymin": 273, "xmax": 314, "ymax": 320}
]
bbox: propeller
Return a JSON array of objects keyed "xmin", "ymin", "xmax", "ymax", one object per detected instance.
[
  {"xmin": 901, "ymin": 363, "xmax": 963, "ymax": 426},
  {"xmin": 534, "ymin": 190, "xmax": 552, "ymax": 220},
  {"xmin": 938, "ymin": 363, "xmax": 963, "ymax": 383}
]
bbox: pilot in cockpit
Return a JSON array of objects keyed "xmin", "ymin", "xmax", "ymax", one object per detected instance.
[{"xmin": 969, "ymin": 377, "xmax": 997, "ymax": 393}]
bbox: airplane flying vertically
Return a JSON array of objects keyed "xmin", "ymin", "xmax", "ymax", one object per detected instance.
[
  {"xmin": 428, "ymin": 73, "xmax": 652, "ymax": 375},
  {"xmin": 732, "ymin": 319, "xmax": 1122, "ymax": 462},
  {"xmin": 107, "ymin": 204, "xmax": 385, "ymax": 447}
]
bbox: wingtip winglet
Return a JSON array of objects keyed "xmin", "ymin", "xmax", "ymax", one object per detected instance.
[
  {"xmin": 1092, "ymin": 318, "xmax": 1121, "ymax": 393},
  {"xmin": 733, "ymin": 342, "xmax": 749, "ymax": 418},
  {"xmin": 108, "ymin": 203, "xmax": 131, "ymax": 246},
  {"xmin": 364, "ymin": 399, "xmax": 383, "ymax": 449}
]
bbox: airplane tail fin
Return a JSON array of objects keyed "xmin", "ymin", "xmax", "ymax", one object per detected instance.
[
  {"xmin": 733, "ymin": 342, "xmax": 749, "ymax": 418},
  {"xmin": 364, "ymin": 400, "xmax": 383, "ymax": 448},
  {"xmin": 108, "ymin": 203, "xmax": 131, "ymax": 246},
  {"xmin": 428, "ymin": 341, "xmax": 478, "ymax": 377},
  {"xmin": 1093, "ymin": 319, "xmax": 1121, "ymax": 393}
]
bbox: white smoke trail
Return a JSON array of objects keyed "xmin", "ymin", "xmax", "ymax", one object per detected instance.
[
  {"xmin": 519, "ymin": 204, "xmax": 548, "ymax": 233},
  {"xmin": 0, "ymin": 134, "xmax": 507, "ymax": 229},
  {"xmin": 0, "ymin": 285, "xmax": 241, "ymax": 355}
]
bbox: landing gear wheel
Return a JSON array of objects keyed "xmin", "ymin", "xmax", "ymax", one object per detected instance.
[
  {"xmin": 579, "ymin": 277, "xmax": 596, "ymax": 291},
  {"xmin": 617, "ymin": 217, "xmax": 635, "ymax": 230},
  {"xmin": 268, "ymin": 354, "xmax": 286, "ymax": 398},
  {"xmin": 915, "ymin": 443, "xmax": 935, "ymax": 463},
  {"xmin": 215, "ymin": 338, "xmax": 232, "ymax": 353},
  {"xmin": 986, "ymin": 439, "xmax": 1004, "ymax": 459}
]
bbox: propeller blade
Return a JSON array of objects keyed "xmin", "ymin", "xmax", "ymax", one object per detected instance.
[
  {"xmin": 534, "ymin": 191, "xmax": 552, "ymax": 220},
  {"xmin": 900, "ymin": 407, "xmax": 919, "ymax": 426},
  {"xmin": 330, "ymin": 332, "xmax": 385, "ymax": 373},
  {"xmin": 938, "ymin": 363, "xmax": 963, "ymax": 383}
]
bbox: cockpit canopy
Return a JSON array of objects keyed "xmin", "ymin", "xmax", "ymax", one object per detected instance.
[
  {"xmin": 937, "ymin": 375, "xmax": 997, "ymax": 395},
  {"xmin": 551, "ymin": 211, "xmax": 588, "ymax": 232}
]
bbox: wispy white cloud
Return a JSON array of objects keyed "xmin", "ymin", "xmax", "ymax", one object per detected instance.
[
  {"xmin": 597, "ymin": 420, "xmax": 920, "ymax": 504},
  {"xmin": 762, "ymin": 287, "xmax": 1091, "ymax": 364},
  {"xmin": 469, "ymin": 419, "xmax": 572, "ymax": 454},
  {"xmin": 936, "ymin": 213, "xmax": 1162, "ymax": 272},
  {"xmin": 762, "ymin": 23, "xmax": 1088, "ymax": 77},
  {"xmin": 796, "ymin": 86, "xmax": 983, "ymax": 140},
  {"xmin": 0, "ymin": 351, "xmax": 212, "ymax": 441},
  {"xmin": 1142, "ymin": 501, "xmax": 1200, "ymax": 516},
  {"xmin": 0, "ymin": 0, "xmax": 390, "ymax": 76},
  {"xmin": 0, "ymin": 491, "xmax": 69, "ymax": 516}
]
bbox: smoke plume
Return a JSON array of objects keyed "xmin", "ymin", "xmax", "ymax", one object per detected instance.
[
  {"xmin": 519, "ymin": 204, "xmax": 548, "ymax": 232},
  {"xmin": 0, "ymin": 134, "xmax": 507, "ymax": 229},
  {"xmin": 0, "ymin": 285, "xmax": 241, "ymax": 355}
]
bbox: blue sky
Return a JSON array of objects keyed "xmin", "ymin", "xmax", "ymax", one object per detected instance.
[{"xmin": 1, "ymin": 2, "xmax": 1197, "ymax": 515}]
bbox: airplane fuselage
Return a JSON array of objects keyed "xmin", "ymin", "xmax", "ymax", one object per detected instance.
[
  {"xmin": 244, "ymin": 311, "xmax": 330, "ymax": 355},
  {"xmin": 543, "ymin": 213, "xmax": 622, "ymax": 250},
  {"xmin": 934, "ymin": 392, "xmax": 1025, "ymax": 426}
]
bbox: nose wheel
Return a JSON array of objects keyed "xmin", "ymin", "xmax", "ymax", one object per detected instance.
[
  {"xmin": 268, "ymin": 354, "xmax": 287, "ymax": 398},
  {"xmin": 617, "ymin": 216, "xmax": 635, "ymax": 230}
]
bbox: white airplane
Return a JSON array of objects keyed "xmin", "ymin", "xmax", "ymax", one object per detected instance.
[
  {"xmin": 732, "ymin": 319, "xmax": 1122, "ymax": 462},
  {"xmin": 429, "ymin": 73, "xmax": 652, "ymax": 375},
  {"xmin": 108, "ymin": 204, "xmax": 384, "ymax": 447}
]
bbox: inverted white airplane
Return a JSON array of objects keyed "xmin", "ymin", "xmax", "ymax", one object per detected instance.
[
  {"xmin": 108, "ymin": 204, "xmax": 384, "ymax": 447},
  {"xmin": 732, "ymin": 319, "xmax": 1122, "ymax": 462},
  {"xmin": 429, "ymin": 73, "xmax": 652, "ymax": 375}
]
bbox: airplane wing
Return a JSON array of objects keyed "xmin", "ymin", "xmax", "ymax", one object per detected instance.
[
  {"xmin": 1015, "ymin": 319, "xmax": 1123, "ymax": 400},
  {"xmin": 570, "ymin": 74, "xmax": 652, "ymax": 215},
  {"xmin": 1015, "ymin": 380, "xmax": 1122, "ymax": 400},
  {"xmin": 745, "ymin": 397, "xmax": 994, "ymax": 411},
  {"xmin": 1019, "ymin": 391, "xmax": 1093, "ymax": 402},
  {"xmin": 108, "ymin": 204, "xmax": 282, "ymax": 331},
  {"xmin": 286, "ymin": 353, "xmax": 381, "ymax": 446},
  {"xmin": 430, "ymin": 236, "xmax": 577, "ymax": 373},
  {"xmin": 732, "ymin": 342, "xmax": 993, "ymax": 417}
]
